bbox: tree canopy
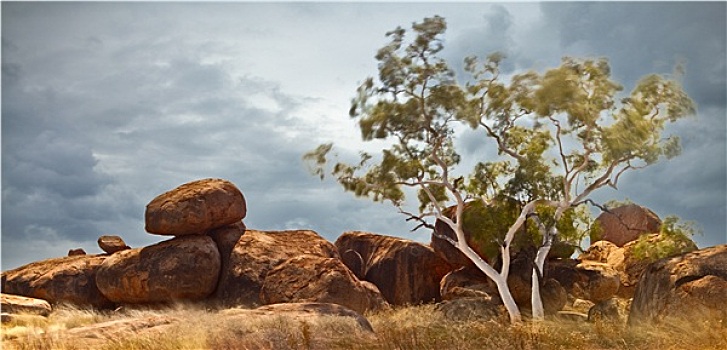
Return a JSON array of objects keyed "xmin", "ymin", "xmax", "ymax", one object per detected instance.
[{"xmin": 305, "ymin": 15, "xmax": 695, "ymax": 323}]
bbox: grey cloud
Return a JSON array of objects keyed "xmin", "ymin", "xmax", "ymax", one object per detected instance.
[{"xmin": 2, "ymin": 2, "xmax": 724, "ymax": 270}]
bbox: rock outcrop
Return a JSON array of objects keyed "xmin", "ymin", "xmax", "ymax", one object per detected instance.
[
  {"xmin": 145, "ymin": 178, "xmax": 247, "ymax": 236},
  {"xmin": 1, "ymin": 255, "xmax": 113, "ymax": 309},
  {"xmin": 260, "ymin": 255, "xmax": 388, "ymax": 314},
  {"xmin": 95, "ymin": 235, "xmax": 221, "ymax": 303},
  {"xmin": 97, "ymin": 235, "xmax": 130, "ymax": 254},
  {"xmin": 212, "ymin": 229, "xmax": 339, "ymax": 307},
  {"xmin": 591, "ymin": 204, "xmax": 661, "ymax": 247},
  {"xmin": 628, "ymin": 244, "xmax": 727, "ymax": 325},
  {"xmin": 579, "ymin": 235, "xmax": 697, "ymax": 298},
  {"xmin": 335, "ymin": 231, "xmax": 453, "ymax": 305}
]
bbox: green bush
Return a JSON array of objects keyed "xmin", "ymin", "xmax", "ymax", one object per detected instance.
[{"xmin": 632, "ymin": 215, "xmax": 699, "ymax": 262}]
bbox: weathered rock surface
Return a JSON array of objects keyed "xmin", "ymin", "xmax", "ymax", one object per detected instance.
[
  {"xmin": 547, "ymin": 259, "xmax": 620, "ymax": 303},
  {"xmin": 260, "ymin": 255, "xmax": 388, "ymax": 314},
  {"xmin": 212, "ymin": 229, "xmax": 339, "ymax": 307},
  {"xmin": 588, "ymin": 298, "xmax": 620, "ymax": 323},
  {"xmin": 96, "ymin": 235, "xmax": 221, "ymax": 303},
  {"xmin": 97, "ymin": 235, "xmax": 130, "ymax": 254},
  {"xmin": 0, "ymin": 293, "xmax": 52, "ymax": 316},
  {"xmin": 145, "ymin": 178, "xmax": 247, "ymax": 236},
  {"xmin": 591, "ymin": 204, "xmax": 661, "ymax": 247},
  {"xmin": 335, "ymin": 231, "xmax": 453, "ymax": 305},
  {"xmin": 629, "ymin": 245, "xmax": 727, "ymax": 325},
  {"xmin": 440, "ymin": 267, "xmax": 497, "ymax": 302},
  {"xmin": 1, "ymin": 255, "xmax": 113, "ymax": 309},
  {"xmin": 207, "ymin": 221, "xmax": 246, "ymax": 297}
]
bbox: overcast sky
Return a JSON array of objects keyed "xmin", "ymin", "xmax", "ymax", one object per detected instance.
[{"xmin": 2, "ymin": 2, "xmax": 725, "ymax": 270}]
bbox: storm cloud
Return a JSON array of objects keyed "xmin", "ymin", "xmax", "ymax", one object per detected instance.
[{"xmin": 2, "ymin": 2, "xmax": 725, "ymax": 269}]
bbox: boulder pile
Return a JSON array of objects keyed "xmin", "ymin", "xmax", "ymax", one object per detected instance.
[{"xmin": 2, "ymin": 186, "xmax": 722, "ymax": 328}]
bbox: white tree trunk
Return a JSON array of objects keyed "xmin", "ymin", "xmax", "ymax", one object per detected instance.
[
  {"xmin": 455, "ymin": 241, "xmax": 522, "ymax": 323},
  {"xmin": 530, "ymin": 204, "xmax": 567, "ymax": 320}
]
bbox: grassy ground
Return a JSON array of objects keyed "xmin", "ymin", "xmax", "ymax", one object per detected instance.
[{"xmin": 2, "ymin": 303, "xmax": 726, "ymax": 350}]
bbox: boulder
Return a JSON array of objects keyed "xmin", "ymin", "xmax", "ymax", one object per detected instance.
[
  {"xmin": 547, "ymin": 259, "xmax": 620, "ymax": 303},
  {"xmin": 579, "ymin": 240, "xmax": 621, "ymax": 263},
  {"xmin": 440, "ymin": 267, "xmax": 497, "ymax": 302},
  {"xmin": 97, "ymin": 235, "xmax": 130, "ymax": 254},
  {"xmin": 260, "ymin": 255, "xmax": 388, "ymax": 314},
  {"xmin": 591, "ymin": 204, "xmax": 661, "ymax": 247},
  {"xmin": 0, "ymin": 293, "xmax": 52, "ymax": 316},
  {"xmin": 212, "ymin": 229, "xmax": 339, "ymax": 307},
  {"xmin": 629, "ymin": 245, "xmax": 727, "ymax": 325},
  {"xmin": 335, "ymin": 231, "xmax": 453, "ymax": 305},
  {"xmin": 1, "ymin": 255, "xmax": 113, "ymax": 309},
  {"xmin": 95, "ymin": 235, "xmax": 221, "ymax": 303},
  {"xmin": 145, "ymin": 178, "xmax": 246, "ymax": 236},
  {"xmin": 435, "ymin": 298, "xmax": 507, "ymax": 322},
  {"xmin": 68, "ymin": 248, "xmax": 87, "ymax": 256},
  {"xmin": 588, "ymin": 298, "xmax": 620, "ymax": 323}
]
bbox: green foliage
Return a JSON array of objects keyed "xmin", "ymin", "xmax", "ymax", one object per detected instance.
[
  {"xmin": 632, "ymin": 215, "xmax": 699, "ymax": 262},
  {"xmin": 453, "ymin": 199, "xmax": 591, "ymax": 261}
]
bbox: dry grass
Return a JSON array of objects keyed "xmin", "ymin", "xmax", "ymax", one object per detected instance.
[{"xmin": 2, "ymin": 303, "xmax": 726, "ymax": 350}]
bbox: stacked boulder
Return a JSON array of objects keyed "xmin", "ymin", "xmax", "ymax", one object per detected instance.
[
  {"xmin": 93, "ymin": 178, "xmax": 243, "ymax": 304},
  {"xmin": 1, "ymin": 178, "xmax": 388, "ymax": 317}
]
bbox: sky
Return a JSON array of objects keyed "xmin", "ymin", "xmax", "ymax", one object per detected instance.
[{"xmin": 2, "ymin": 2, "xmax": 725, "ymax": 270}]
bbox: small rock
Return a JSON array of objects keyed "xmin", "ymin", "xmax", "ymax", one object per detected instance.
[
  {"xmin": 97, "ymin": 235, "xmax": 130, "ymax": 254},
  {"xmin": 68, "ymin": 248, "xmax": 86, "ymax": 256}
]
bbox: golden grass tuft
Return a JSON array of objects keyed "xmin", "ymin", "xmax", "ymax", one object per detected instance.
[{"xmin": 2, "ymin": 302, "xmax": 726, "ymax": 350}]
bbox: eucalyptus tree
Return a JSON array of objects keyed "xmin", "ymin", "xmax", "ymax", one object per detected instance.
[{"xmin": 305, "ymin": 16, "xmax": 694, "ymax": 323}]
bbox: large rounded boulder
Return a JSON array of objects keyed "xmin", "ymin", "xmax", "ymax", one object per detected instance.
[
  {"xmin": 1, "ymin": 255, "xmax": 113, "ymax": 309},
  {"xmin": 629, "ymin": 245, "xmax": 727, "ymax": 325},
  {"xmin": 96, "ymin": 235, "xmax": 221, "ymax": 303},
  {"xmin": 260, "ymin": 255, "xmax": 388, "ymax": 314},
  {"xmin": 335, "ymin": 231, "xmax": 453, "ymax": 305},
  {"xmin": 591, "ymin": 204, "xmax": 661, "ymax": 247},
  {"xmin": 212, "ymin": 229, "xmax": 339, "ymax": 307},
  {"xmin": 145, "ymin": 178, "xmax": 246, "ymax": 236}
]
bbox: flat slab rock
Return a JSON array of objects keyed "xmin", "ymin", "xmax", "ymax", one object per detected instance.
[
  {"xmin": 145, "ymin": 178, "xmax": 247, "ymax": 236},
  {"xmin": 0, "ymin": 293, "xmax": 52, "ymax": 316}
]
